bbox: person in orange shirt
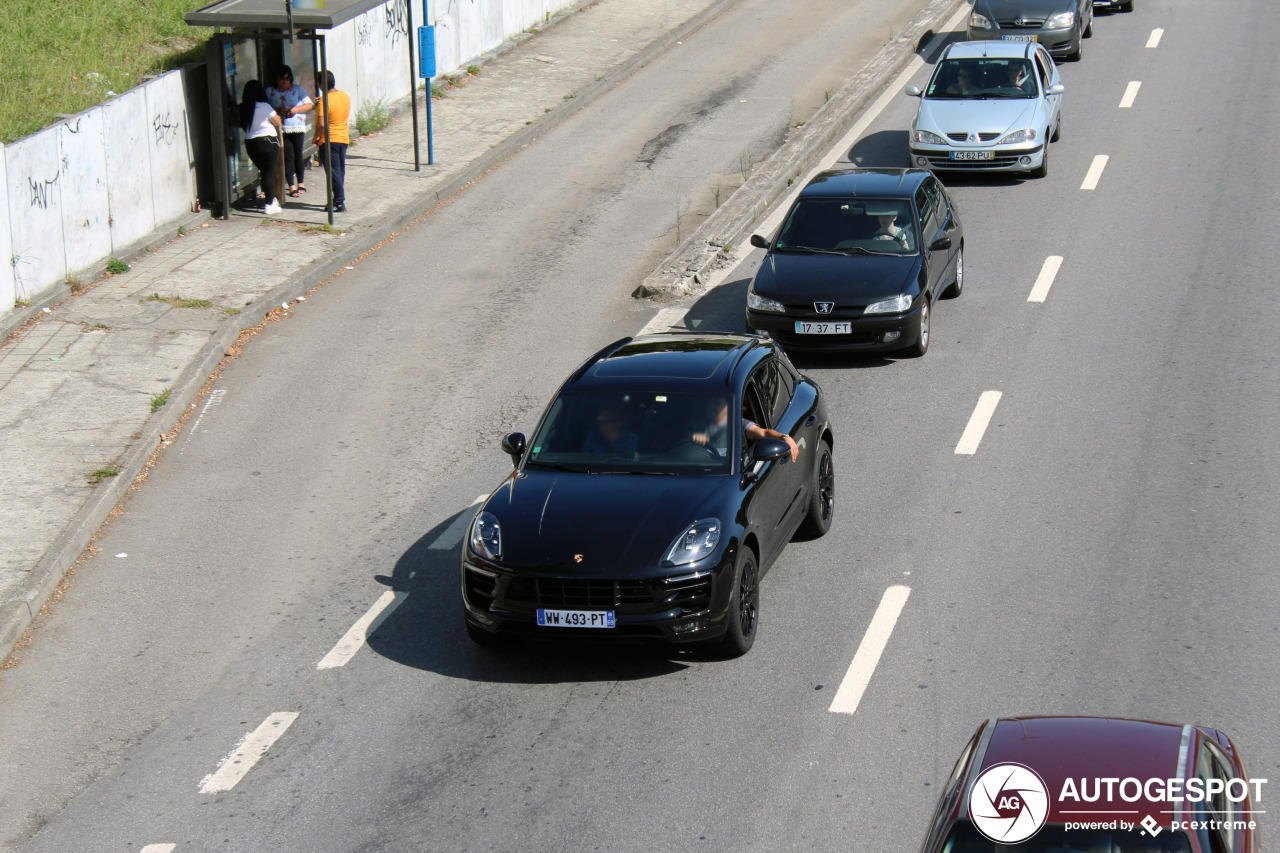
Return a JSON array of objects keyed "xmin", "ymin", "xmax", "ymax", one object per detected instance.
[{"xmin": 313, "ymin": 70, "xmax": 351, "ymax": 213}]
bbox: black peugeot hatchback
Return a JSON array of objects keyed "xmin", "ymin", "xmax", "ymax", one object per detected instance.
[
  {"xmin": 462, "ymin": 333, "xmax": 834, "ymax": 655},
  {"xmin": 745, "ymin": 167, "xmax": 963, "ymax": 356}
]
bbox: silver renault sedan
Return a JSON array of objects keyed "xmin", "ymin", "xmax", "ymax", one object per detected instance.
[{"xmin": 905, "ymin": 41, "xmax": 1063, "ymax": 178}]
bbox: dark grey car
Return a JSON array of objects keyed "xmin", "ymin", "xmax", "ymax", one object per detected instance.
[{"xmin": 967, "ymin": 0, "xmax": 1094, "ymax": 62}]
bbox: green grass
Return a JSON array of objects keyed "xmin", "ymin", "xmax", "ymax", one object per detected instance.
[
  {"xmin": 106, "ymin": 258, "xmax": 130, "ymax": 274},
  {"xmin": 0, "ymin": 0, "xmax": 209, "ymax": 144},
  {"xmin": 151, "ymin": 389, "xmax": 171, "ymax": 412},
  {"xmin": 354, "ymin": 98, "xmax": 391, "ymax": 136},
  {"xmin": 88, "ymin": 466, "xmax": 119, "ymax": 484},
  {"xmin": 145, "ymin": 293, "xmax": 211, "ymax": 309}
]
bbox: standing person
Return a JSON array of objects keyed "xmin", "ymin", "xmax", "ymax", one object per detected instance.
[
  {"xmin": 266, "ymin": 65, "xmax": 313, "ymax": 198},
  {"xmin": 238, "ymin": 79, "xmax": 283, "ymax": 214},
  {"xmin": 313, "ymin": 70, "xmax": 351, "ymax": 213}
]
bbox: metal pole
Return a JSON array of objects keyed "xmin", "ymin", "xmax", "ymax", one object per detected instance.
[
  {"xmin": 286, "ymin": 0, "xmax": 294, "ymax": 43},
  {"xmin": 407, "ymin": 0, "xmax": 419, "ymax": 171},
  {"xmin": 319, "ymin": 36, "xmax": 333, "ymax": 227},
  {"xmin": 426, "ymin": 79, "xmax": 434, "ymax": 165}
]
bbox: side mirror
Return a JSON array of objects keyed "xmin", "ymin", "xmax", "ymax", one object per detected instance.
[
  {"xmin": 750, "ymin": 234, "xmax": 770, "ymax": 250},
  {"xmin": 501, "ymin": 432, "xmax": 526, "ymax": 468},
  {"xmin": 904, "ymin": 85, "xmax": 923, "ymax": 98},
  {"xmin": 752, "ymin": 437, "xmax": 791, "ymax": 463},
  {"xmin": 1047, "ymin": 84, "xmax": 1064, "ymax": 95},
  {"xmin": 929, "ymin": 236, "xmax": 952, "ymax": 252}
]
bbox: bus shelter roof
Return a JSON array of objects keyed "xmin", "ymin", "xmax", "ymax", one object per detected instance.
[{"xmin": 185, "ymin": 0, "xmax": 389, "ymax": 30}]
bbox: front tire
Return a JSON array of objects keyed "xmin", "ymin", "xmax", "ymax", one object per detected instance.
[
  {"xmin": 1030, "ymin": 142, "xmax": 1049, "ymax": 179},
  {"xmin": 721, "ymin": 549, "xmax": 759, "ymax": 656},
  {"xmin": 799, "ymin": 439, "xmax": 835, "ymax": 537},
  {"xmin": 942, "ymin": 246, "xmax": 964, "ymax": 298},
  {"xmin": 903, "ymin": 298, "xmax": 930, "ymax": 357}
]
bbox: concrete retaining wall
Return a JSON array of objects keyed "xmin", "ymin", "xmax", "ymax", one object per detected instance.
[{"xmin": 0, "ymin": 0, "xmax": 579, "ymax": 329}]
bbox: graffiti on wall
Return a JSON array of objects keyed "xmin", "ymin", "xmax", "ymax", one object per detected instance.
[
  {"xmin": 153, "ymin": 111, "xmax": 181, "ymax": 146},
  {"xmin": 28, "ymin": 173, "xmax": 59, "ymax": 209},
  {"xmin": 357, "ymin": 17, "xmax": 376, "ymax": 46},
  {"xmin": 385, "ymin": 0, "xmax": 409, "ymax": 47}
]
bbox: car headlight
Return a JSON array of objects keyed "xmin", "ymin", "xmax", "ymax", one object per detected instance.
[
  {"xmin": 998, "ymin": 128, "xmax": 1038, "ymax": 145},
  {"xmin": 865, "ymin": 295, "xmax": 913, "ymax": 314},
  {"xmin": 1046, "ymin": 10, "xmax": 1075, "ymax": 28},
  {"xmin": 662, "ymin": 519, "xmax": 721, "ymax": 566},
  {"xmin": 912, "ymin": 129, "xmax": 947, "ymax": 145},
  {"xmin": 969, "ymin": 11, "xmax": 993, "ymax": 29},
  {"xmin": 747, "ymin": 290, "xmax": 785, "ymax": 313},
  {"xmin": 469, "ymin": 511, "xmax": 502, "ymax": 561}
]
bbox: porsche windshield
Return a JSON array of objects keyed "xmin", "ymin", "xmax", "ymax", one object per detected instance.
[
  {"xmin": 926, "ymin": 58, "xmax": 1037, "ymax": 99},
  {"xmin": 525, "ymin": 391, "xmax": 738, "ymax": 475},
  {"xmin": 775, "ymin": 198, "xmax": 918, "ymax": 255}
]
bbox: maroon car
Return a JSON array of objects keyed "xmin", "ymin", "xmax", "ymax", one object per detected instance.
[{"xmin": 922, "ymin": 716, "xmax": 1262, "ymax": 853}]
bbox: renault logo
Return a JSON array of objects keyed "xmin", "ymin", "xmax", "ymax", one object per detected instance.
[{"xmin": 814, "ymin": 301, "xmax": 834, "ymax": 314}]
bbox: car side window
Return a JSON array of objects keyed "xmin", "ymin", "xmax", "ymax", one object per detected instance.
[
  {"xmin": 746, "ymin": 359, "xmax": 791, "ymax": 429},
  {"xmin": 925, "ymin": 178, "xmax": 947, "ymax": 229},
  {"xmin": 1035, "ymin": 52, "xmax": 1051, "ymax": 90},
  {"xmin": 915, "ymin": 187, "xmax": 935, "ymax": 236}
]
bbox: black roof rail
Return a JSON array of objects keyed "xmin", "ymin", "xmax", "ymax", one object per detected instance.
[{"xmin": 568, "ymin": 336, "xmax": 632, "ymax": 383}]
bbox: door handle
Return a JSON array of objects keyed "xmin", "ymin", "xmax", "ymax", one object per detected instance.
[{"xmin": 804, "ymin": 415, "xmax": 817, "ymax": 427}]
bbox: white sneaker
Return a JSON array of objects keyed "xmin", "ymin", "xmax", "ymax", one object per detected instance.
[{"xmin": 264, "ymin": 200, "xmax": 282, "ymax": 215}]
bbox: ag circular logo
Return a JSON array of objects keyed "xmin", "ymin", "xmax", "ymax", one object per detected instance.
[{"xmin": 969, "ymin": 763, "xmax": 1050, "ymax": 843}]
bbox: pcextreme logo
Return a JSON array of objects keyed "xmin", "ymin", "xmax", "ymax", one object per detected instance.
[{"xmin": 969, "ymin": 763, "xmax": 1051, "ymax": 844}]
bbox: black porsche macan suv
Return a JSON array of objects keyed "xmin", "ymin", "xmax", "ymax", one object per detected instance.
[{"xmin": 462, "ymin": 332, "xmax": 834, "ymax": 655}]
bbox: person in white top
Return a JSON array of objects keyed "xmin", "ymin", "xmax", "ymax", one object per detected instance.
[{"xmin": 238, "ymin": 79, "xmax": 284, "ymax": 214}]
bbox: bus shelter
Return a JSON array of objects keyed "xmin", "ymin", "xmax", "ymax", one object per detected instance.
[{"xmin": 185, "ymin": 0, "xmax": 422, "ymax": 225}]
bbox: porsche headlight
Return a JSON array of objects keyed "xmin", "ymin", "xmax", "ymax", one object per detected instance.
[
  {"xmin": 865, "ymin": 295, "xmax": 913, "ymax": 314},
  {"xmin": 747, "ymin": 290, "xmax": 785, "ymax": 313},
  {"xmin": 998, "ymin": 128, "xmax": 1038, "ymax": 145},
  {"xmin": 469, "ymin": 511, "xmax": 502, "ymax": 561},
  {"xmin": 970, "ymin": 12, "xmax": 993, "ymax": 29},
  {"xmin": 662, "ymin": 519, "xmax": 721, "ymax": 566},
  {"xmin": 912, "ymin": 129, "xmax": 947, "ymax": 145},
  {"xmin": 1046, "ymin": 11, "xmax": 1075, "ymax": 28}
]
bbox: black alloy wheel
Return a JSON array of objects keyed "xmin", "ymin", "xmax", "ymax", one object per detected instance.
[
  {"xmin": 943, "ymin": 246, "xmax": 964, "ymax": 299},
  {"xmin": 722, "ymin": 549, "xmax": 759, "ymax": 656},
  {"xmin": 800, "ymin": 439, "xmax": 835, "ymax": 537}
]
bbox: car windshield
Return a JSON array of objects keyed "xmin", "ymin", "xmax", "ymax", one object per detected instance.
[
  {"xmin": 926, "ymin": 58, "xmax": 1037, "ymax": 99},
  {"xmin": 941, "ymin": 821, "xmax": 1194, "ymax": 853},
  {"xmin": 774, "ymin": 198, "xmax": 918, "ymax": 255},
  {"xmin": 525, "ymin": 391, "xmax": 737, "ymax": 475}
]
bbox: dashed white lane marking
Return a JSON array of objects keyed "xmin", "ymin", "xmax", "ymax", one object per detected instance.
[
  {"xmin": 1119, "ymin": 81, "xmax": 1141, "ymax": 109},
  {"xmin": 1028, "ymin": 256, "xmax": 1063, "ymax": 303},
  {"xmin": 640, "ymin": 307, "xmax": 690, "ymax": 336},
  {"xmin": 140, "ymin": 845, "xmax": 177, "ymax": 853},
  {"xmin": 198, "ymin": 712, "xmax": 299, "ymax": 794},
  {"xmin": 427, "ymin": 495, "xmax": 488, "ymax": 550},
  {"xmin": 317, "ymin": 590, "xmax": 407, "ymax": 669},
  {"xmin": 1081, "ymin": 155, "xmax": 1109, "ymax": 191},
  {"xmin": 829, "ymin": 585, "xmax": 911, "ymax": 715},
  {"xmin": 1146, "ymin": 28, "xmax": 1164, "ymax": 48},
  {"xmin": 181, "ymin": 388, "xmax": 227, "ymax": 453},
  {"xmin": 955, "ymin": 391, "xmax": 1003, "ymax": 456}
]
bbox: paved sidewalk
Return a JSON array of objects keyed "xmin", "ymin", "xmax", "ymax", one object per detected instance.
[{"xmin": 0, "ymin": 0, "xmax": 961, "ymax": 660}]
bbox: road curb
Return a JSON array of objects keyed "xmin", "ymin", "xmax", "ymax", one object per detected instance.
[
  {"xmin": 634, "ymin": 0, "xmax": 964, "ymax": 299},
  {"xmin": 0, "ymin": 0, "xmax": 743, "ymax": 662}
]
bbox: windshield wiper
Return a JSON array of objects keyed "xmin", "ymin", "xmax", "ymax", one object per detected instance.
[
  {"xmin": 777, "ymin": 245, "xmax": 850, "ymax": 256},
  {"xmin": 524, "ymin": 460, "xmax": 590, "ymax": 473}
]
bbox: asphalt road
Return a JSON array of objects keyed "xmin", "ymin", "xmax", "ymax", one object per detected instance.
[{"xmin": 4, "ymin": 0, "xmax": 1280, "ymax": 851}]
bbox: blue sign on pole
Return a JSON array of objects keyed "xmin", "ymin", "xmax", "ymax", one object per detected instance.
[{"xmin": 418, "ymin": 26, "xmax": 436, "ymax": 79}]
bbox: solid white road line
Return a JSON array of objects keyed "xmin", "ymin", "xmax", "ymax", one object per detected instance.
[
  {"xmin": 1119, "ymin": 82, "xmax": 1141, "ymax": 109},
  {"xmin": 427, "ymin": 495, "xmax": 488, "ymax": 550},
  {"xmin": 829, "ymin": 585, "xmax": 911, "ymax": 715},
  {"xmin": 198, "ymin": 712, "xmax": 299, "ymax": 794},
  {"xmin": 317, "ymin": 589, "xmax": 407, "ymax": 669},
  {"xmin": 639, "ymin": 307, "xmax": 690, "ymax": 336},
  {"xmin": 1146, "ymin": 28, "xmax": 1164, "ymax": 49},
  {"xmin": 955, "ymin": 391, "xmax": 1003, "ymax": 456},
  {"xmin": 1027, "ymin": 256, "xmax": 1063, "ymax": 303},
  {"xmin": 140, "ymin": 846, "xmax": 177, "ymax": 853},
  {"xmin": 1081, "ymin": 155, "xmax": 1109, "ymax": 191}
]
